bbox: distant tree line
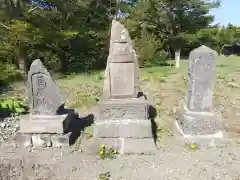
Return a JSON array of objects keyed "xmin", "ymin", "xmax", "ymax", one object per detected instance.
[{"xmin": 0, "ymin": 0, "xmax": 239, "ymax": 85}]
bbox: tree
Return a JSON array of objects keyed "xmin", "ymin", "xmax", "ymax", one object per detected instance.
[{"xmin": 125, "ymin": 0, "xmax": 220, "ymax": 61}]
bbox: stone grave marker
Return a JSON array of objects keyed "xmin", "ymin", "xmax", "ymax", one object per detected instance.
[
  {"xmin": 27, "ymin": 59, "xmax": 65, "ymax": 115},
  {"xmin": 175, "ymin": 45, "xmax": 224, "ymax": 142},
  {"xmin": 102, "ymin": 20, "xmax": 140, "ymax": 99},
  {"xmin": 18, "ymin": 59, "xmax": 76, "ymax": 148},
  {"xmin": 92, "ymin": 20, "xmax": 156, "ymax": 154}
]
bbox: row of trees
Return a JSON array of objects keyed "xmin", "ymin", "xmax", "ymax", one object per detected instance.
[{"xmin": 0, "ymin": 0, "xmax": 240, "ymax": 85}]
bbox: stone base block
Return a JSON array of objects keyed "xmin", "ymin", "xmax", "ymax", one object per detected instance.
[
  {"xmin": 82, "ymin": 138, "xmax": 157, "ymax": 154},
  {"xmin": 32, "ymin": 134, "xmax": 51, "ymax": 147},
  {"xmin": 51, "ymin": 132, "xmax": 71, "ymax": 148},
  {"xmin": 93, "ymin": 119, "xmax": 153, "ymax": 138},
  {"xmin": 176, "ymin": 101, "xmax": 223, "ymax": 135},
  {"xmin": 173, "ymin": 120, "xmax": 232, "ymax": 147},
  {"xmin": 14, "ymin": 132, "xmax": 32, "ymax": 148},
  {"xmin": 19, "ymin": 114, "xmax": 69, "ymax": 133},
  {"xmin": 97, "ymin": 98, "xmax": 149, "ymax": 121},
  {"xmin": 14, "ymin": 132, "xmax": 72, "ymax": 148}
]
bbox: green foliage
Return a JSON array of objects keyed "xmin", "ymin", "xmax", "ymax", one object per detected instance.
[
  {"xmin": 99, "ymin": 172, "xmax": 111, "ymax": 180},
  {"xmin": 0, "ymin": 63, "xmax": 22, "ymax": 86},
  {"xmin": 98, "ymin": 145, "xmax": 118, "ymax": 160},
  {"xmin": 132, "ymin": 28, "xmax": 167, "ymax": 66},
  {"xmin": 0, "ymin": 96, "xmax": 28, "ymax": 116},
  {"xmin": 0, "ymin": 0, "xmax": 239, "ymax": 82}
]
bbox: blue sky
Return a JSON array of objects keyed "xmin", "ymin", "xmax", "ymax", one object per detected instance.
[{"xmin": 210, "ymin": 0, "xmax": 240, "ymax": 26}]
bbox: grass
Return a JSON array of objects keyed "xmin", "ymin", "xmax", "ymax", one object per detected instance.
[{"xmin": 3, "ymin": 55, "xmax": 240, "ymax": 145}]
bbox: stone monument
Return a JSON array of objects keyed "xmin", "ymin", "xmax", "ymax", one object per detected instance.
[
  {"xmin": 175, "ymin": 45, "xmax": 224, "ymax": 143},
  {"xmin": 18, "ymin": 59, "xmax": 76, "ymax": 148},
  {"xmin": 93, "ymin": 20, "xmax": 156, "ymax": 154}
]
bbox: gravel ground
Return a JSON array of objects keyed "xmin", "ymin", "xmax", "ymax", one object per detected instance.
[
  {"xmin": 1, "ymin": 140, "xmax": 240, "ymax": 180},
  {"xmin": 1, "ymin": 116, "xmax": 240, "ymax": 180},
  {"xmin": 0, "ymin": 115, "xmax": 20, "ymax": 143}
]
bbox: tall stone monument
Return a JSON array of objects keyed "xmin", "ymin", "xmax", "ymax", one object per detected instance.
[
  {"xmin": 18, "ymin": 59, "xmax": 75, "ymax": 148},
  {"xmin": 102, "ymin": 20, "xmax": 140, "ymax": 99},
  {"xmin": 93, "ymin": 20, "xmax": 156, "ymax": 154},
  {"xmin": 175, "ymin": 45, "xmax": 224, "ymax": 142}
]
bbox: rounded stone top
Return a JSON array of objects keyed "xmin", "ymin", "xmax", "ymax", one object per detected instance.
[
  {"xmin": 31, "ymin": 59, "xmax": 43, "ymax": 67},
  {"xmin": 111, "ymin": 20, "xmax": 131, "ymax": 43},
  {"xmin": 190, "ymin": 45, "xmax": 218, "ymax": 55}
]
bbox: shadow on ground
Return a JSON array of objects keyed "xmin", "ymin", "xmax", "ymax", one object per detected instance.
[
  {"xmin": 59, "ymin": 105, "xmax": 94, "ymax": 145},
  {"xmin": 137, "ymin": 91, "xmax": 158, "ymax": 145}
]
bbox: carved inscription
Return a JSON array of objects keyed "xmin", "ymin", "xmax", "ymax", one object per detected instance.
[
  {"xmin": 99, "ymin": 105, "xmax": 147, "ymax": 120},
  {"xmin": 187, "ymin": 46, "xmax": 216, "ymax": 112},
  {"xmin": 36, "ymin": 75, "xmax": 47, "ymax": 109},
  {"xmin": 31, "ymin": 74, "xmax": 48, "ymax": 111},
  {"xmin": 102, "ymin": 108, "xmax": 127, "ymax": 119}
]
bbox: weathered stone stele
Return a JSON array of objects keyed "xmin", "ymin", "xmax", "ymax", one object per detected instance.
[
  {"xmin": 102, "ymin": 20, "xmax": 140, "ymax": 99},
  {"xmin": 27, "ymin": 59, "xmax": 65, "ymax": 115},
  {"xmin": 20, "ymin": 59, "xmax": 72, "ymax": 134},
  {"xmin": 175, "ymin": 45, "xmax": 224, "ymax": 140},
  {"xmin": 93, "ymin": 20, "xmax": 156, "ymax": 154},
  {"xmin": 187, "ymin": 45, "xmax": 216, "ymax": 112}
]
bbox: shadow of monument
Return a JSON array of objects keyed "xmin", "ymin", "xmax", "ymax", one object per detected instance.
[
  {"xmin": 58, "ymin": 105, "xmax": 94, "ymax": 145},
  {"xmin": 137, "ymin": 92, "xmax": 158, "ymax": 145},
  {"xmin": 149, "ymin": 105, "xmax": 158, "ymax": 145}
]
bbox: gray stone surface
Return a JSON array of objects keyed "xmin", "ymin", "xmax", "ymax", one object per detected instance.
[
  {"xmin": 14, "ymin": 133, "xmax": 72, "ymax": 148},
  {"xmin": 97, "ymin": 98, "xmax": 148, "ymax": 120},
  {"xmin": 176, "ymin": 45, "xmax": 223, "ymax": 137},
  {"xmin": 187, "ymin": 45, "xmax": 217, "ymax": 112},
  {"xmin": 95, "ymin": 20, "xmax": 156, "ymax": 154},
  {"xmin": 18, "ymin": 59, "xmax": 77, "ymax": 148},
  {"xmin": 94, "ymin": 98, "xmax": 156, "ymax": 153},
  {"xmin": 32, "ymin": 134, "xmax": 51, "ymax": 147},
  {"xmin": 82, "ymin": 138, "xmax": 157, "ymax": 154},
  {"xmin": 103, "ymin": 20, "xmax": 140, "ymax": 99},
  {"xmin": 14, "ymin": 132, "xmax": 32, "ymax": 148},
  {"xmin": 51, "ymin": 132, "xmax": 72, "ymax": 148},
  {"xmin": 0, "ymin": 158, "xmax": 23, "ymax": 180},
  {"xmin": 110, "ymin": 20, "xmax": 131, "ymax": 44},
  {"xmin": 27, "ymin": 59, "xmax": 65, "ymax": 115},
  {"xmin": 109, "ymin": 63, "xmax": 135, "ymax": 98},
  {"xmin": 19, "ymin": 114, "xmax": 67, "ymax": 133},
  {"xmin": 93, "ymin": 120, "xmax": 153, "ymax": 138}
]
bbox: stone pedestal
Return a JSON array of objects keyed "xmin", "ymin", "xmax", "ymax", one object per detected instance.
[
  {"xmin": 20, "ymin": 114, "xmax": 68, "ymax": 134},
  {"xmin": 16, "ymin": 112, "xmax": 76, "ymax": 148},
  {"xmin": 93, "ymin": 98, "xmax": 157, "ymax": 154},
  {"xmin": 174, "ymin": 100, "xmax": 231, "ymax": 146},
  {"xmin": 174, "ymin": 46, "xmax": 231, "ymax": 146},
  {"xmin": 176, "ymin": 100, "xmax": 223, "ymax": 135},
  {"xmin": 15, "ymin": 59, "xmax": 79, "ymax": 148}
]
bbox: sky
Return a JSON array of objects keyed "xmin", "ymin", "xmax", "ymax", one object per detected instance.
[{"xmin": 210, "ymin": 0, "xmax": 240, "ymax": 26}]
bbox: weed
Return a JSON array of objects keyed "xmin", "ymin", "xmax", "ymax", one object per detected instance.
[
  {"xmin": 99, "ymin": 172, "xmax": 111, "ymax": 180},
  {"xmin": 99, "ymin": 145, "xmax": 118, "ymax": 160}
]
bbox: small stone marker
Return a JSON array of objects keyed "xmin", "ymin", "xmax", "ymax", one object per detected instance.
[
  {"xmin": 93, "ymin": 20, "xmax": 156, "ymax": 154},
  {"xmin": 175, "ymin": 45, "xmax": 224, "ymax": 142},
  {"xmin": 18, "ymin": 59, "xmax": 75, "ymax": 148}
]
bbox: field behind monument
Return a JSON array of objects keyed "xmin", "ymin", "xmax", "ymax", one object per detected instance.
[
  {"xmin": 1, "ymin": 56, "xmax": 240, "ymax": 180},
  {"xmin": 56, "ymin": 55, "xmax": 240, "ymax": 142},
  {"xmin": 4, "ymin": 55, "xmax": 240, "ymax": 143}
]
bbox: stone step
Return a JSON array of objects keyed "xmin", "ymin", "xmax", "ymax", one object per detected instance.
[
  {"xmin": 82, "ymin": 138, "xmax": 157, "ymax": 154},
  {"xmin": 93, "ymin": 119, "xmax": 153, "ymax": 138}
]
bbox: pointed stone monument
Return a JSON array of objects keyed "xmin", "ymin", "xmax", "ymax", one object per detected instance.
[
  {"xmin": 174, "ymin": 45, "xmax": 226, "ymax": 145},
  {"xmin": 18, "ymin": 59, "xmax": 76, "ymax": 148},
  {"xmin": 93, "ymin": 20, "xmax": 156, "ymax": 154}
]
